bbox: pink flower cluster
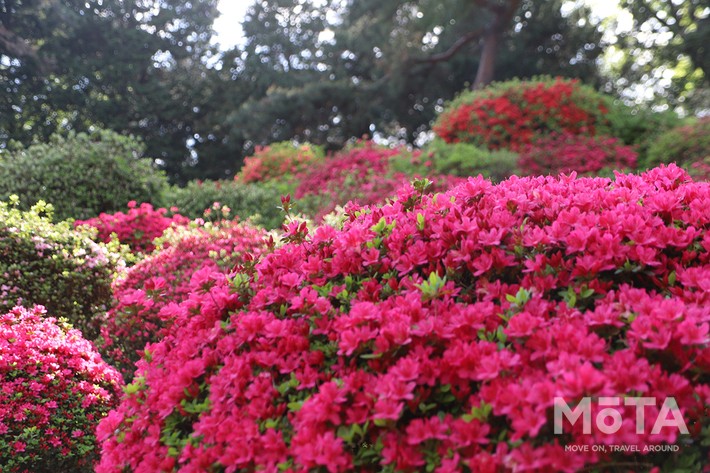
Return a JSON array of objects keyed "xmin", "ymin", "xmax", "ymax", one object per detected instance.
[
  {"xmin": 76, "ymin": 201, "xmax": 190, "ymax": 253},
  {"xmin": 95, "ymin": 220, "xmax": 268, "ymax": 380},
  {"xmin": 294, "ymin": 142, "xmax": 461, "ymax": 219},
  {"xmin": 518, "ymin": 133, "xmax": 638, "ymax": 176},
  {"xmin": 1, "ymin": 306, "xmax": 123, "ymax": 472},
  {"xmin": 98, "ymin": 165, "xmax": 709, "ymax": 472}
]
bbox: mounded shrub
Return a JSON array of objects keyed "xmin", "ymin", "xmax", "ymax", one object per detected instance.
[
  {"xmin": 294, "ymin": 141, "xmax": 462, "ymax": 219},
  {"xmin": 1, "ymin": 306, "xmax": 123, "ymax": 473},
  {"xmin": 96, "ymin": 219, "xmax": 268, "ymax": 380},
  {"xmin": 605, "ymin": 105, "xmax": 681, "ymax": 163},
  {"xmin": 433, "ymin": 77, "xmax": 610, "ymax": 151},
  {"xmin": 0, "ymin": 129, "xmax": 168, "ymax": 221},
  {"xmin": 98, "ymin": 165, "xmax": 709, "ymax": 472},
  {"xmin": 518, "ymin": 133, "xmax": 637, "ymax": 176},
  {"xmin": 0, "ymin": 197, "xmax": 120, "ymax": 339},
  {"xmin": 161, "ymin": 179, "xmax": 284, "ymax": 229},
  {"xmin": 645, "ymin": 117, "xmax": 710, "ymax": 180},
  {"xmin": 237, "ymin": 142, "xmax": 324, "ymax": 185},
  {"xmin": 391, "ymin": 139, "xmax": 519, "ymax": 181},
  {"xmin": 75, "ymin": 201, "xmax": 190, "ymax": 254}
]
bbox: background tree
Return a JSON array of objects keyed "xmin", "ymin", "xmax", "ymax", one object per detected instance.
[
  {"xmin": 0, "ymin": 0, "xmax": 221, "ymax": 183},
  {"xmin": 211, "ymin": 0, "xmax": 604, "ymax": 160},
  {"xmin": 610, "ymin": 0, "xmax": 709, "ymax": 112}
]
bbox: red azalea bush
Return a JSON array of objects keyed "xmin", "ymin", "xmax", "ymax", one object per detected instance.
[
  {"xmin": 518, "ymin": 133, "xmax": 638, "ymax": 176},
  {"xmin": 75, "ymin": 201, "xmax": 190, "ymax": 254},
  {"xmin": 433, "ymin": 77, "xmax": 610, "ymax": 151},
  {"xmin": 295, "ymin": 142, "xmax": 462, "ymax": 219},
  {"xmin": 97, "ymin": 164, "xmax": 709, "ymax": 473},
  {"xmin": 1, "ymin": 306, "xmax": 123, "ymax": 473},
  {"xmin": 95, "ymin": 219, "xmax": 268, "ymax": 380},
  {"xmin": 237, "ymin": 142, "xmax": 324, "ymax": 184}
]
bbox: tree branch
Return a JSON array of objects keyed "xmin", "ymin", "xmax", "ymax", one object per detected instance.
[
  {"xmin": 0, "ymin": 23, "xmax": 50, "ymax": 72},
  {"xmin": 414, "ymin": 27, "xmax": 485, "ymax": 64}
]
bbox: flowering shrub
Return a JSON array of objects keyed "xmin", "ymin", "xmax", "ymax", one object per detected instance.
[
  {"xmin": 98, "ymin": 165, "xmax": 709, "ymax": 472},
  {"xmin": 162, "ymin": 179, "xmax": 285, "ymax": 229},
  {"xmin": 237, "ymin": 142, "xmax": 324, "ymax": 184},
  {"xmin": 295, "ymin": 142, "xmax": 461, "ymax": 219},
  {"xmin": 75, "ymin": 201, "xmax": 190, "ymax": 254},
  {"xmin": 0, "ymin": 197, "xmax": 119, "ymax": 340},
  {"xmin": 433, "ymin": 77, "xmax": 610, "ymax": 151},
  {"xmin": 646, "ymin": 117, "xmax": 710, "ymax": 180},
  {"xmin": 1, "ymin": 306, "xmax": 123, "ymax": 472},
  {"xmin": 518, "ymin": 133, "xmax": 637, "ymax": 176},
  {"xmin": 96, "ymin": 219, "xmax": 268, "ymax": 380}
]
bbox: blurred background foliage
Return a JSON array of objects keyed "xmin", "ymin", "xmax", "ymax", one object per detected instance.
[{"xmin": 0, "ymin": 0, "xmax": 707, "ymax": 185}]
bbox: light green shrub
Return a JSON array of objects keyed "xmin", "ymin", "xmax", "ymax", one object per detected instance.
[
  {"xmin": 0, "ymin": 197, "xmax": 122, "ymax": 339},
  {"xmin": 162, "ymin": 179, "xmax": 285, "ymax": 229}
]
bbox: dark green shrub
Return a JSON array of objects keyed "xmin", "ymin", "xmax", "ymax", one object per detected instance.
[
  {"xmin": 606, "ymin": 104, "xmax": 681, "ymax": 162},
  {"xmin": 391, "ymin": 139, "xmax": 518, "ymax": 181},
  {"xmin": 0, "ymin": 197, "xmax": 122, "ymax": 339},
  {"xmin": 162, "ymin": 179, "xmax": 285, "ymax": 229},
  {"xmin": 0, "ymin": 129, "xmax": 168, "ymax": 221},
  {"xmin": 644, "ymin": 117, "xmax": 710, "ymax": 179}
]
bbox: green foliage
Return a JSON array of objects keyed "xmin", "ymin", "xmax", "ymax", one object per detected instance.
[
  {"xmin": 392, "ymin": 139, "xmax": 518, "ymax": 181},
  {"xmin": 237, "ymin": 141, "xmax": 325, "ymax": 186},
  {"xmin": 613, "ymin": 0, "xmax": 709, "ymax": 113},
  {"xmin": 606, "ymin": 103, "xmax": 682, "ymax": 162},
  {"xmin": 645, "ymin": 118, "xmax": 710, "ymax": 178},
  {"xmin": 162, "ymin": 179, "xmax": 285, "ymax": 229},
  {"xmin": 0, "ymin": 129, "xmax": 168, "ymax": 221},
  {"xmin": 0, "ymin": 197, "xmax": 121, "ymax": 339},
  {"xmin": 0, "ymin": 0, "xmax": 221, "ymax": 184}
]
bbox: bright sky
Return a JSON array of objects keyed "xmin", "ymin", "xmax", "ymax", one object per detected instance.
[{"xmin": 213, "ymin": 0, "xmax": 255, "ymax": 50}]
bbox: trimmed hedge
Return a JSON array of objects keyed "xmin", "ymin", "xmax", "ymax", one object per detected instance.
[
  {"xmin": 0, "ymin": 129, "xmax": 168, "ymax": 221},
  {"xmin": 645, "ymin": 117, "xmax": 710, "ymax": 180},
  {"xmin": 161, "ymin": 179, "xmax": 285, "ymax": 230}
]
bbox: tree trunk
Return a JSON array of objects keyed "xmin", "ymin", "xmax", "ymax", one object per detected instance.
[{"xmin": 472, "ymin": 31, "xmax": 499, "ymax": 90}]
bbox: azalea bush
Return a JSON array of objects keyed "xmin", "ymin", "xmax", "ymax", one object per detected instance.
[
  {"xmin": 391, "ymin": 139, "xmax": 519, "ymax": 181},
  {"xmin": 1, "ymin": 306, "xmax": 123, "ymax": 473},
  {"xmin": 237, "ymin": 142, "xmax": 324, "ymax": 185},
  {"xmin": 645, "ymin": 118, "xmax": 710, "ymax": 180},
  {"xmin": 75, "ymin": 202, "xmax": 190, "ymax": 254},
  {"xmin": 162, "ymin": 179, "xmax": 284, "ymax": 229},
  {"xmin": 433, "ymin": 77, "xmax": 610, "ymax": 151},
  {"xmin": 98, "ymin": 165, "xmax": 709, "ymax": 472},
  {"xmin": 295, "ymin": 142, "xmax": 461, "ymax": 219},
  {"xmin": 518, "ymin": 133, "xmax": 637, "ymax": 176},
  {"xmin": 96, "ymin": 219, "xmax": 268, "ymax": 380},
  {"xmin": 0, "ymin": 197, "xmax": 119, "ymax": 340},
  {"xmin": 0, "ymin": 129, "xmax": 167, "ymax": 221}
]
